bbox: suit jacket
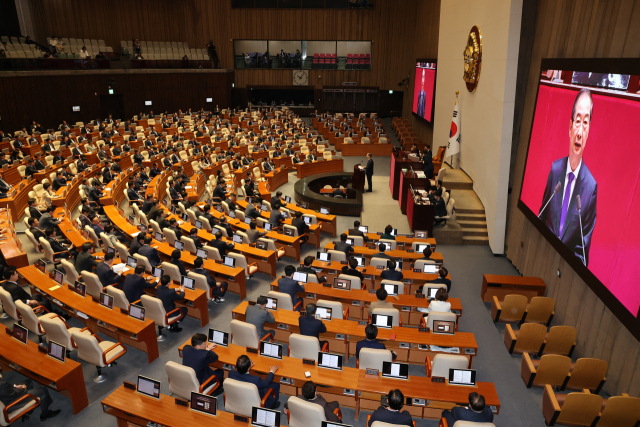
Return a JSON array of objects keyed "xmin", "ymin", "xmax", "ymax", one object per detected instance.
[
  {"xmin": 39, "ymin": 214, "xmax": 58, "ymax": 231},
  {"xmin": 0, "ymin": 379, "xmax": 31, "ymax": 406},
  {"xmin": 170, "ymin": 259, "xmax": 188, "ymax": 276},
  {"xmin": 291, "ymin": 218, "xmax": 309, "ymax": 236},
  {"xmin": 348, "ymin": 228, "xmax": 368, "ymax": 242},
  {"xmin": 129, "ymin": 237, "xmax": 143, "ymax": 256},
  {"xmin": 138, "ymin": 245, "xmax": 162, "ymax": 266},
  {"xmin": 228, "ymin": 370, "xmax": 275, "ymax": 399},
  {"xmin": 245, "ymin": 205, "xmax": 259, "ymax": 219},
  {"xmin": 449, "ymin": 406, "xmax": 494, "ymax": 423},
  {"xmin": 381, "ymin": 269, "xmax": 403, "ymax": 281},
  {"xmin": 334, "ymin": 242, "xmax": 354, "ymax": 257},
  {"xmin": 371, "ymin": 252, "xmax": 392, "ymax": 261},
  {"xmin": 434, "ymin": 198, "xmax": 447, "ymax": 217},
  {"xmin": 341, "ymin": 266, "xmax": 364, "ymax": 281},
  {"xmin": 277, "ymin": 277, "xmax": 304, "ymax": 306},
  {"xmin": 29, "ymin": 206, "xmax": 42, "ymax": 219},
  {"xmin": 210, "ymin": 239, "xmax": 233, "ymax": 258},
  {"xmin": 368, "ymin": 407, "xmax": 413, "ymax": 427},
  {"xmin": 25, "ymin": 165, "xmax": 38, "ymax": 177},
  {"xmin": 356, "ymin": 338, "xmax": 390, "ymax": 359},
  {"xmin": 75, "ymin": 251, "xmax": 98, "ymax": 274},
  {"xmin": 245, "ymin": 304, "xmax": 276, "ymax": 339},
  {"xmin": 123, "ymin": 274, "xmax": 157, "ymax": 303},
  {"xmin": 156, "ymin": 284, "xmax": 184, "ymax": 313},
  {"xmin": 182, "ymin": 345, "xmax": 219, "ymax": 385},
  {"xmin": 1, "ymin": 281, "xmax": 32, "ymax": 304},
  {"xmin": 299, "ymin": 314, "xmax": 327, "ymax": 339},
  {"xmin": 96, "ymin": 262, "xmax": 120, "ymax": 287},
  {"xmin": 539, "ymin": 156, "xmax": 597, "ymax": 266},
  {"xmin": 365, "ymin": 158, "xmax": 374, "ymax": 176}
]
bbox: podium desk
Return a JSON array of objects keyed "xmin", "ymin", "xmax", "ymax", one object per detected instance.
[
  {"xmin": 295, "ymin": 158, "xmax": 344, "ymax": 178},
  {"xmin": 399, "ymin": 169, "xmax": 430, "ymax": 214},
  {"xmin": 0, "ymin": 329, "xmax": 88, "ymax": 414},
  {"xmin": 323, "ymin": 243, "xmax": 443, "ymax": 265},
  {"xmin": 269, "ymin": 278, "xmax": 461, "ymax": 325},
  {"xmin": 356, "ymin": 371, "xmax": 500, "ymax": 419},
  {"xmin": 352, "ymin": 164, "xmax": 365, "ymax": 192},
  {"xmin": 390, "ymin": 150, "xmax": 422, "ymax": 200},
  {"xmin": 481, "ymin": 274, "xmax": 546, "ymax": 303},
  {"xmin": 102, "ymin": 385, "xmax": 249, "ymax": 426},
  {"xmin": 265, "ymin": 166, "xmax": 289, "ymax": 191},
  {"xmin": 407, "ymin": 190, "xmax": 434, "ymax": 235},
  {"xmin": 18, "ymin": 265, "xmax": 160, "ymax": 364},
  {"xmin": 231, "ymin": 301, "xmax": 478, "ymax": 366}
]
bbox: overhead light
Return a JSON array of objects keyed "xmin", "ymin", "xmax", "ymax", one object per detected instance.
[
  {"xmin": 389, "ymin": 90, "xmax": 393, "ymax": 94},
  {"xmin": 108, "ymin": 89, "xmax": 114, "ymax": 95}
]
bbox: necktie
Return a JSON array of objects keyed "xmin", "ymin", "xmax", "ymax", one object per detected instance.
[{"xmin": 559, "ymin": 172, "xmax": 575, "ymax": 236}]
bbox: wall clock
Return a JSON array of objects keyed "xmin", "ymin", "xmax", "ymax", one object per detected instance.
[{"xmin": 293, "ymin": 70, "xmax": 309, "ymax": 86}]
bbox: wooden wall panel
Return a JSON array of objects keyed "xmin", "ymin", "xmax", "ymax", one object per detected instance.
[
  {"xmin": 506, "ymin": 0, "xmax": 640, "ymax": 397},
  {"xmin": 0, "ymin": 71, "xmax": 232, "ymax": 132}
]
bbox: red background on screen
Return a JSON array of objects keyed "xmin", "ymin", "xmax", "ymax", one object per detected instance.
[
  {"xmin": 521, "ymin": 82, "xmax": 640, "ymax": 316},
  {"xmin": 412, "ymin": 66, "xmax": 436, "ymax": 122}
]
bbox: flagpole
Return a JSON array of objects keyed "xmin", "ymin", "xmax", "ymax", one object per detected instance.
[{"xmin": 451, "ymin": 91, "xmax": 458, "ymax": 169}]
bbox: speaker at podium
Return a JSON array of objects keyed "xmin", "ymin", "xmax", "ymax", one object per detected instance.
[{"xmin": 352, "ymin": 164, "xmax": 365, "ymax": 192}]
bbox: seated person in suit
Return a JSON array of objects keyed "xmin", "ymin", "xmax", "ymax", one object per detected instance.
[
  {"xmin": 283, "ymin": 381, "xmax": 341, "ymax": 422},
  {"xmin": 291, "ymin": 211, "xmax": 309, "ymax": 243},
  {"xmin": 216, "ymin": 215, "xmax": 233, "ymax": 239},
  {"xmin": 138, "ymin": 235, "xmax": 162, "ymax": 267},
  {"xmin": 156, "ymin": 274, "xmax": 187, "ymax": 332},
  {"xmin": 123, "ymin": 265, "xmax": 157, "ymax": 304},
  {"xmin": 182, "ymin": 333, "xmax": 224, "ymax": 394},
  {"xmin": 169, "ymin": 249, "xmax": 188, "ymax": 276},
  {"xmin": 96, "ymin": 252, "xmax": 123, "ymax": 288},
  {"xmin": 2, "ymin": 267, "xmax": 53, "ymax": 313},
  {"xmin": 380, "ymin": 224, "xmax": 395, "ymax": 241},
  {"xmin": 348, "ymin": 220, "xmax": 369, "ymax": 242},
  {"xmin": 47, "ymin": 228, "xmax": 78, "ymax": 259},
  {"xmin": 381, "ymin": 260, "xmax": 403, "ymax": 282},
  {"xmin": 25, "ymin": 158, "xmax": 39, "ymax": 177},
  {"xmin": 417, "ymin": 267, "xmax": 451, "ymax": 294},
  {"xmin": 187, "ymin": 228, "xmax": 203, "ymax": 250},
  {"xmin": 209, "ymin": 231, "xmax": 234, "ymax": 258},
  {"xmin": 278, "ymin": 265, "xmax": 305, "ymax": 311},
  {"xmin": 368, "ymin": 389, "xmax": 413, "ymax": 427},
  {"xmin": 246, "ymin": 295, "xmax": 276, "ymax": 340},
  {"xmin": 434, "ymin": 190, "xmax": 447, "ymax": 224},
  {"xmin": 299, "ymin": 303, "xmax": 328, "ymax": 349},
  {"xmin": 442, "ymin": 392, "xmax": 494, "ymax": 425},
  {"xmin": 0, "ymin": 376, "xmax": 61, "ymax": 421},
  {"xmin": 367, "ymin": 287, "xmax": 396, "ymax": 317},
  {"xmin": 334, "ymin": 233, "xmax": 354, "ymax": 257},
  {"xmin": 192, "ymin": 257, "xmax": 227, "ymax": 303},
  {"xmin": 228, "ymin": 355, "xmax": 280, "ymax": 409},
  {"xmin": 298, "ymin": 255, "xmax": 326, "ymax": 283},
  {"xmin": 371, "ymin": 243, "xmax": 392, "ymax": 261},
  {"xmin": 341, "ymin": 256, "xmax": 364, "ymax": 281},
  {"xmin": 129, "ymin": 232, "xmax": 145, "ymax": 256},
  {"xmin": 268, "ymin": 209, "xmax": 284, "ymax": 230},
  {"xmin": 356, "ymin": 323, "xmax": 397, "ymax": 360}
]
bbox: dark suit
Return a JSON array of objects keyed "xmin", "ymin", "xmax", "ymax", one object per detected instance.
[
  {"xmin": 348, "ymin": 228, "xmax": 368, "ymax": 242},
  {"xmin": 381, "ymin": 269, "xmax": 403, "ymax": 282},
  {"xmin": 434, "ymin": 198, "xmax": 447, "ymax": 218},
  {"xmin": 299, "ymin": 314, "xmax": 328, "ymax": 348},
  {"xmin": 156, "ymin": 285, "xmax": 188, "ymax": 319},
  {"xmin": 129, "ymin": 237, "xmax": 143, "ymax": 256},
  {"xmin": 371, "ymin": 252, "xmax": 392, "ymax": 261},
  {"xmin": 539, "ymin": 156, "xmax": 597, "ymax": 266},
  {"xmin": 96, "ymin": 262, "xmax": 120, "ymax": 287},
  {"xmin": 182, "ymin": 345, "xmax": 224, "ymax": 386},
  {"xmin": 2, "ymin": 281, "xmax": 52, "ymax": 312},
  {"xmin": 365, "ymin": 158, "xmax": 374, "ymax": 191},
  {"xmin": 75, "ymin": 251, "xmax": 98, "ymax": 274},
  {"xmin": 442, "ymin": 406, "xmax": 494, "ymax": 426},
  {"xmin": 210, "ymin": 239, "xmax": 234, "ymax": 258},
  {"xmin": 368, "ymin": 406, "xmax": 413, "ymax": 426},
  {"xmin": 138, "ymin": 244, "xmax": 162, "ymax": 266},
  {"xmin": 123, "ymin": 274, "xmax": 156, "ymax": 303},
  {"xmin": 356, "ymin": 339, "xmax": 396, "ymax": 359},
  {"xmin": 228, "ymin": 370, "xmax": 280, "ymax": 409},
  {"xmin": 277, "ymin": 277, "xmax": 304, "ymax": 310},
  {"xmin": 29, "ymin": 206, "xmax": 42, "ymax": 219},
  {"xmin": 0, "ymin": 378, "xmax": 54, "ymax": 416},
  {"xmin": 334, "ymin": 242, "xmax": 354, "ymax": 257}
]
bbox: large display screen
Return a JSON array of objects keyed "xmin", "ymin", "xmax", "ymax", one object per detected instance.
[
  {"xmin": 412, "ymin": 60, "xmax": 437, "ymax": 124},
  {"xmin": 519, "ymin": 59, "xmax": 640, "ymax": 337}
]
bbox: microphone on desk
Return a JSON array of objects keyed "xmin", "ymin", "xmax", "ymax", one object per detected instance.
[
  {"xmin": 537, "ymin": 181, "xmax": 562, "ymax": 219},
  {"xmin": 576, "ymin": 194, "xmax": 586, "ymax": 266}
]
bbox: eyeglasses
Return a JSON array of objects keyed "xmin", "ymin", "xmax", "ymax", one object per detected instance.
[{"xmin": 572, "ymin": 118, "xmax": 590, "ymax": 129}]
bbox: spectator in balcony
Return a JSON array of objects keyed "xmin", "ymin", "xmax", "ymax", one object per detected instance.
[
  {"xmin": 133, "ymin": 39, "xmax": 141, "ymax": 55},
  {"xmin": 135, "ymin": 53, "xmax": 143, "ymax": 60},
  {"xmin": 182, "ymin": 55, "xmax": 188, "ymax": 60},
  {"xmin": 0, "ymin": 49, "xmax": 6, "ymax": 58},
  {"xmin": 79, "ymin": 46, "xmax": 89, "ymax": 59}
]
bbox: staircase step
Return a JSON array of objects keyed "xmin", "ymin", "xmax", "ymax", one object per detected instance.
[
  {"xmin": 456, "ymin": 213, "xmax": 486, "ymax": 221},
  {"xmin": 457, "ymin": 220, "xmax": 487, "ymax": 228},
  {"xmin": 462, "ymin": 235, "xmax": 490, "ymax": 245},
  {"xmin": 463, "ymin": 228, "xmax": 488, "ymax": 237},
  {"xmin": 455, "ymin": 207, "xmax": 485, "ymax": 214}
]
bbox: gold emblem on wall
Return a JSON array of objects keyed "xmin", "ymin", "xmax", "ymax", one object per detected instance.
[{"xmin": 463, "ymin": 25, "xmax": 482, "ymax": 92}]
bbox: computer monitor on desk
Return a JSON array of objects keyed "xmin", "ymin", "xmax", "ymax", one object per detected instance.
[
  {"xmin": 196, "ymin": 248, "xmax": 207, "ymax": 259},
  {"xmin": 318, "ymin": 352, "xmax": 343, "ymax": 371},
  {"xmin": 449, "ymin": 369, "xmax": 476, "ymax": 386},
  {"xmin": 333, "ymin": 277, "xmax": 351, "ymax": 290},
  {"xmin": 317, "ymin": 251, "xmax": 331, "ymax": 262},
  {"xmin": 371, "ymin": 313, "xmax": 393, "ymax": 329},
  {"xmin": 181, "ymin": 276, "xmax": 195, "ymax": 290},
  {"xmin": 251, "ymin": 407, "xmax": 281, "ymax": 427},
  {"xmin": 12, "ymin": 323, "xmax": 28, "ymax": 344},
  {"xmin": 382, "ymin": 361, "xmax": 409, "ymax": 380},
  {"xmin": 416, "ymin": 243, "xmax": 430, "ymax": 253},
  {"xmin": 137, "ymin": 376, "xmax": 161, "ymax": 400},
  {"xmin": 260, "ymin": 341, "xmax": 283, "ymax": 359},
  {"xmin": 99, "ymin": 292, "xmax": 114, "ymax": 309},
  {"xmin": 126, "ymin": 256, "xmax": 137, "ymax": 269},
  {"xmin": 383, "ymin": 283, "xmax": 399, "ymax": 296},
  {"xmin": 190, "ymin": 392, "xmax": 217, "ymax": 417},
  {"xmin": 315, "ymin": 306, "xmax": 332, "ymax": 320},
  {"xmin": 423, "ymin": 264, "xmax": 437, "ymax": 274},
  {"xmin": 47, "ymin": 341, "xmax": 66, "ymax": 363},
  {"xmin": 292, "ymin": 271, "xmax": 307, "ymax": 283},
  {"xmin": 208, "ymin": 328, "xmax": 229, "ymax": 347},
  {"xmin": 261, "ymin": 296, "xmax": 277, "ymax": 310},
  {"xmin": 174, "ymin": 240, "xmax": 184, "ymax": 251},
  {"xmin": 223, "ymin": 256, "xmax": 235, "ymax": 267}
]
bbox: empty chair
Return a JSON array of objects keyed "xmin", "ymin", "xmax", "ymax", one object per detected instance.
[
  {"xmin": 257, "ymin": 238, "xmax": 286, "ymax": 259},
  {"xmin": 223, "ymin": 378, "xmax": 272, "ymax": 417},
  {"xmin": 542, "ymin": 326, "xmax": 577, "ymax": 357},
  {"xmin": 15, "ymin": 301, "xmax": 57, "ymax": 344},
  {"xmin": 491, "ymin": 294, "xmax": 528, "ymax": 324},
  {"xmin": 426, "ymin": 353, "xmax": 469, "ymax": 377},
  {"xmin": 369, "ymin": 258, "xmax": 389, "ymax": 269},
  {"xmin": 141, "ymin": 295, "xmax": 184, "ymax": 342},
  {"xmin": 596, "ymin": 394, "xmax": 640, "ymax": 427},
  {"xmin": 230, "ymin": 319, "xmax": 266, "ymax": 348},
  {"xmin": 372, "ymin": 307, "xmax": 401, "ymax": 327},
  {"xmin": 287, "ymin": 395, "xmax": 341, "ymax": 427},
  {"xmin": 0, "ymin": 392, "xmax": 40, "ymax": 425},
  {"xmin": 228, "ymin": 253, "xmax": 258, "ymax": 278},
  {"xmin": 542, "ymin": 385, "xmax": 603, "ymax": 426},
  {"xmin": 380, "ymin": 280, "xmax": 405, "ymax": 295},
  {"xmin": 71, "ymin": 330, "xmax": 127, "ymax": 383},
  {"xmin": 563, "ymin": 358, "xmax": 608, "ymax": 392},
  {"xmin": 316, "ymin": 300, "xmax": 348, "ymax": 320},
  {"xmin": 504, "ymin": 323, "xmax": 547, "ymax": 355},
  {"xmin": 357, "ymin": 348, "xmax": 393, "ymax": 370},
  {"xmin": 521, "ymin": 353, "xmax": 571, "ymax": 388},
  {"xmin": 165, "ymin": 361, "xmax": 220, "ymax": 399},
  {"xmin": 337, "ymin": 273, "xmax": 362, "ymax": 290},
  {"xmin": 289, "ymin": 333, "xmax": 326, "ymax": 360},
  {"xmin": 267, "ymin": 290, "xmax": 302, "ymax": 311},
  {"xmin": 327, "ymin": 250, "xmax": 346, "ymax": 263},
  {"xmin": 379, "ymin": 239, "xmax": 397, "ymax": 250},
  {"xmin": 82, "ymin": 272, "xmax": 104, "ymax": 299},
  {"xmin": 40, "ymin": 315, "xmax": 91, "ymax": 355},
  {"xmin": 523, "ymin": 296, "xmax": 555, "ymax": 326},
  {"xmin": 106, "ymin": 285, "xmax": 131, "ymax": 310}
]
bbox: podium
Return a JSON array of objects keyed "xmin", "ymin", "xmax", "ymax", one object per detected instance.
[{"xmin": 352, "ymin": 165, "xmax": 365, "ymax": 192}]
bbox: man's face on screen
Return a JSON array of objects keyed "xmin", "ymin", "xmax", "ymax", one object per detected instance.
[{"xmin": 569, "ymin": 94, "xmax": 591, "ymax": 169}]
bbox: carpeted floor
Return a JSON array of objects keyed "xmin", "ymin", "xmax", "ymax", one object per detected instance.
[{"xmin": 1, "ymin": 119, "xmax": 554, "ymax": 426}]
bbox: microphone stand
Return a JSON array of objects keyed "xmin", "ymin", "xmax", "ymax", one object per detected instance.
[{"xmin": 577, "ymin": 195, "xmax": 586, "ymax": 266}]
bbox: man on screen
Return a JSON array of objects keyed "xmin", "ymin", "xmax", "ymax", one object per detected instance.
[
  {"xmin": 416, "ymin": 69, "xmax": 427, "ymax": 118},
  {"xmin": 539, "ymin": 88, "xmax": 597, "ymax": 266}
]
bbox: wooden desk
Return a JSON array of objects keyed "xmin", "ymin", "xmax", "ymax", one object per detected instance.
[
  {"xmin": 295, "ymin": 158, "xmax": 344, "ymax": 178},
  {"xmin": 341, "ymin": 143, "xmax": 393, "ymax": 157},
  {"xmin": 390, "ymin": 151, "xmax": 422, "ymax": 201},
  {"xmin": 0, "ymin": 329, "xmax": 88, "ymax": 414},
  {"xmin": 0, "ymin": 208, "xmax": 28, "ymax": 267},
  {"xmin": 407, "ymin": 189, "xmax": 435, "ymax": 236},
  {"xmin": 102, "ymin": 385, "xmax": 249, "ymax": 426},
  {"xmin": 399, "ymin": 170, "xmax": 430, "ymax": 214},
  {"xmin": 481, "ymin": 274, "xmax": 547, "ymax": 303},
  {"xmin": 231, "ymin": 301, "xmax": 478, "ymax": 365},
  {"xmin": 347, "ymin": 231, "xmax": 437, "ymax": 250},
  {"xmin": 4, "ymin": 178, "xmax": 36, "ymax": 222},
  {"xmin": 324, "ymin": 243, "xmax": 444, "ymax": 265},
  {"xmin": 265, "ymin": 167, "xmax": 289, "ymax": 191},
  {"xmin": 269, "ymin": 279, "xmax": 461, "ymax": 325},
  {"xmin": 19, "ymin": 265, "xmax": 160, "ymax": 364}
]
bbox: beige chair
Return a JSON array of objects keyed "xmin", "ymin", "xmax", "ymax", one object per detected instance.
[
  {"xmin": 149, "ymin": 220, "xmax": 162, "ymax": 234},
  {"xmin": 60, "ymin": 259, "xmax": 79, "ymax": 285},
  {"xmin": 187, "ymin": 271, "xmax": 213, "ymax": 299},
  {"xmin": 0, "ymin": 288, "xmax": 20, "ymax": 322},
  {"xmin": 199, "ymin": 217, "xmax": 213, "ymax": 232},
  {"xmin": 223, "ymin": 378, "xmax": 273, "ymax": 417},
  {"xmin": 369, "ymin": 258, "xmax": 389, "ymax": 269},
  {"xmin": 369, "ymin": 417, "xmax": 417, "ymax": 427},
  {"xmin": 106, "ymin": 285, "xmax": 131, "ymax": 310},
  {"xmin": 316, "ymin": 300, "xmax": 348, "ymax": 320},
  {"xmin": 372, "ymin": 307, "xmax": 401, "ymax": 327},
  {"xmin": 161, "ymin": 261, "xmax": 182, "ymax": 283},
  {"xmin": 287, "ymin": 396, "xmax": 341, "ymax": 427},
  {"xmin": 71, "ymin": 330, "xmax": 127, "ymax": 383},
  {"xmin": 423, "ymin": 311, "xmax": 457, "ymax": 331},
  {"xmin": 524, "ymin": 296, "xmax": 555, "ymax": 326},
  {"xmin": 0, "ymin": 393, "xmax": 40, "ymax": 425},
  {"xmin": 505, "ymin": 323, "xmax": 547, "ymax": 355},
  {"xmin": 163, "ymin": 227, "xmax": 178, "ymax": 246},
  {"xmin": 439, "ymin": 420, "xmax": 492, "ymax": 427},
  {"xmin": 24, "ymin": 229, "xmax": 43, "ymax": 253},
  {"xmin": 542, "ymin": 385, "xmax": 603, "ymax": 426},
  {"xmin": 84, "ymin": 226, "xmax": 103, "ymax": 251},
  {"xmin": 39, "ymin": 314, "xmax": 90, "ymax": 355},
  {"xmin": 542, "ymin": 326, "xmax": 577, "ymax": 357},
  {"xmin": 257, "ymin": 238, "xmax": 286, "ymax": 259},
  {"xmin": 82, "ymin": 272, "xmax": 104, "ymax": 299},
  {"xmin": 115, "ymin": 241, "xmax": 129, "ymax": 261},
  {"xmin": 133, "ymin": 254, "xmax": 153, "ymax": 273},
  {"xmin": 180, "ymin": 236, "xmax": 198, "ymax": 253},
  {"xmin": 267, "ymin": 290, "xmax": 302, "ymax": 311},
  {"xmin": 283, "ymin": 224, "xmax": 298, "ymax": 237},
  {"xmin": 357, "ymin": 348, "xmax": 392, "ymax": 370},
  {"xmin": 202, "ymin": 245, "xmax": 222, "ymax": 261},
  {"xmin": 213, "ymin": 225, "xmax": 228, "ymax": 238},
  {"xmin": 165, "ymin": 361, "xmax": 220, "ymax": 399},
  {"xmin": 327, "ymin": 250, "xmax": 346, "ymax": 263},
  {"xmin": 426, "ymin": 354, "xmax": 469, "ymax": 377},
  {"xmin": 596, "ymin": 394, "xmax": 640, "ymax": 427},
  {"xmin": 39, "ymin": 236, "xmax": 73, "ymax": 264},
  {"xmin": 228, "ymin": 253, "xmax": 258, "ymax": 278},
  {"xmin": 380, "ymin": 279, "xmax": 405, "ymax": 295},
  {"xmin": 380, "ymin": 239, "xmax": 397, "ymax": 250},
  {"xmin": 289, "ymin": 333, "xmax": 326, "ymax": 360},
  {"xmin": 141, "ymin": 294, "xmax": 184, "ymax": 341},
  {"xmin": 414, "ymin": 259, "xmax": 437, "ymax": 271},
  {"xmin": 521, "ymin": 353, "xmax": 571, "ymax": 388},
  {"xmin": 491, "ymin": 294, "xmax": 528, "ymax": 324},
  {"xmin": 563, "ymin": 358, "xmax": 608, "ymax": 392},
  {"xmin": 338, "ymin": 273, "xmax": 362, "ymax": 290},
  {"xmin": 15, "ymin": 301, "xmax": 57, "ymax": 344},
  {"xmin": 230, "ymin": 319, "xmax": 266, "ymax": 348}
]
